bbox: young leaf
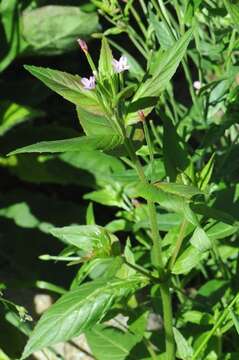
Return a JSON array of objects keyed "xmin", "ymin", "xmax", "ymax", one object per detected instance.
[
  {"xmin": 8, "ymin": 134, "xmax": 123, "ymax": 156},
  {"xmin": 190, "ymin": 227, "xmax": 211, "ymax": 252},
  {"xmin": 50, "ymin": 225, "xmax": 120, "ymax": 258},
  {"xmin": 24, "ymin": 65, "xmax": 103, "ymax": 113},
  {"xmin": 21, "ymin": 276, "xmax": 148, "ymax": 359},
  {"xmin": 86, "ymin": 324, "xmax": 141, "ymax": 360},
  {"xmin": 198, "ymin": 154, "xmax": 215, "ymax": 191},
  {"xmin": 86, "ymin": 203, "xmax": 95, "ymax": 225},
  {"xmin": 98, "ymin": 37, "xmax": 114, "ymax": 78},
  {"xmin": 126, "ymin": 29, "xmax": 193, "ymax": 124},
  {"xmin": 173, "ymin": 327, "xmax": 193, "ymax": 360}
]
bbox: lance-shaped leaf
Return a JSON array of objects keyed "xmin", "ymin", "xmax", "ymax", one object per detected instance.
[
  {"xmin": 126, "ymin": 29, "xmax": 193, "ymax": 124},
  {"xmin": 76, "ymin": 106, "xmax": 116, "ymax": 136},
  {"xmin": 98, "ymin": 37, "xmax": 114, "ymax": 78},
  {"xmin": 190, "ymin": 227, "xmax": 211, "ymax": 252},
  {"xmin": 154, "ymin": 182, "xmax": 202, "ymax": 199},
  {"xmin": 86, "ymin": 324, "xmax": 141, "ymax": 360},
  {"xmin": 50, "ymin": 225, "xmax": 120, "ymax": 259},
  {"xmin": 24, "ymin": 65, "xmax": 104, "ymax": 114},
  {"xmin": 8, "ymin": 134, "xmax": 123, "ymax": 156},
  {"xmin": 128, "ymin": 182, "xmax": 199, "ymax": 226},
  {"xmin": 21, "ymin": 276, "xmax": 148, "ymax": 359}
]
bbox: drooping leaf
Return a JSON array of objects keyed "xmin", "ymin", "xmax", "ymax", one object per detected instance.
[
  {"xmin": 8, "ymin": 134, "xmax": 123, "ymax": 156},
  {"xmin": 22, "ymin": 6, "xmax": 100, "ymax": 55},
  {"xmin": 50, "ymin": 225, "xmax": 120, "ymax": 259},
  {"xmin": 86, "ymin": 324, "xmax": 141, "ymax": 360},
  {"xmin": 21, "ymin": 276, "xmax": 148, "ymax": 359}
]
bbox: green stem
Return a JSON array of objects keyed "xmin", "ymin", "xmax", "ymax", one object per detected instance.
[
  {"xmin": 129, "ymin": 3, "xmax": 148, "ymax": 38},
  {"xmin": 123, "ymin": 135, "xmax": 175, "ymax": 359},
  {"xmin": 192, "ymin": 293, "xmax": 239, "ymax": 359},
  {"xmin": 160, "ymin": 281, "xmax": 175, "ymax": 360},
  {"xmin": 123, "ymin": 258, "xmax": 158, "ymax": 282}
]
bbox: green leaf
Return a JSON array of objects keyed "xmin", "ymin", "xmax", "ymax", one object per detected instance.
[
  {"xmin": 206, "ymin": 221, "xmax": 237, "ymax": 241},
  {"xmin": 173, "ymin": 327, "xmax": 193, "ymax": 360},
  {"xmin": 229, "ymin": 310, "xmax": 239, "ymax": 335},
  {"xmin": 50, "ymin": 225, "xmax": 120, "ymax": 258},
  {"xmin": 76, "ymin": 106, "xmax": 115, "ymax": 136},
  {"xmin": 0, "ymin": 102, "xmax": 43, "ymax": 136},
  {"xmin": 24, "ymin": 65, "xmax": 103, "ymax": 113},
  {"xmin": 86, "ymin": 203, "xmax": 95, "ymax": 225},
  {"xmin": 0, "ymin": 0, "xmax": 26, "ymax": 71},
  {"xmin": 190, "ymin": 227, "xmax": 211, "ymax": 252},
  {"xmin": 172, "ymin": 245, "xmax": 202, "ymax": 274},
  {"xmin": 199, "ymin": 154, "xmax": 215, "ymax": 190},
  {"xmin": 22, "ymin": 6, "xmax": 100, "ymax": 55},
  {"xmin": 129, "ymin": 182, "xmax": 199, "ymax": 226},
  {"xmin": 86, "ymin": 324, "xmax": 140, "ymax": 360},
  {"xmin": 155, "ymin": 182, "xmax": 202, "ymax": 199},
  {"xmin": 8, "ymin": 134, "xmax": 123, "ymax": 156},
  {"xmin": 21, "ymin": 276, "xmax": 148, "ymax": 359},
  {"xmin": 99, "ymin": 37, "xmax": 114, "ymax": 78},
  {"xmin": 149, "ymin": 10, "xmax": 175, "ymax": 50},
  {"xmin": 126, "ymin": 29, "xmax": 192, "ymax": 124},
  {"xmin": 224, "ymin": 0, "xmax": 239, "ymax": 29},
  {"xmin": 84, "ymin": 185, "xmax": 126, "ymax": 208},
  {"xmin": 162, "ymin": 117, "xmax": 189, "ymax": 181}
]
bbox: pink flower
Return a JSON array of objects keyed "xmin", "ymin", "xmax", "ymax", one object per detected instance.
[
  {"xmin": 112, "ymin": 55, "xmax": 130, "ymax": 73},
  {"xmin": 81, "ymin": 76, "xmax": 96, "ymax": 90},
  {"xmin": 77, "ymin": 38, "xmax": 88, "ymax": 54}
]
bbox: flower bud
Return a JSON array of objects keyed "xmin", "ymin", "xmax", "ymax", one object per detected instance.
[{"xmin": 77, "ymin": 38, "xmax": 88, "ymax": 54}]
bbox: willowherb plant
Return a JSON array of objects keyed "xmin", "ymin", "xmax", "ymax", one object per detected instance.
[{"xmin": 7, "ymin": 0, "xmax": 239, "ymax": 359}]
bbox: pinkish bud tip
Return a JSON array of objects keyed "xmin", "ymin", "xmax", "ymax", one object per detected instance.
[{"xmin": 77, "ymin": 38, "xmax": 88, "ymax": 54}]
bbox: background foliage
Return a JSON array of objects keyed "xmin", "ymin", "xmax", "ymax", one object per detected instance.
[{"xmin": 1, "ymin": 0, "xmax": 239, "ymax": 359}]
